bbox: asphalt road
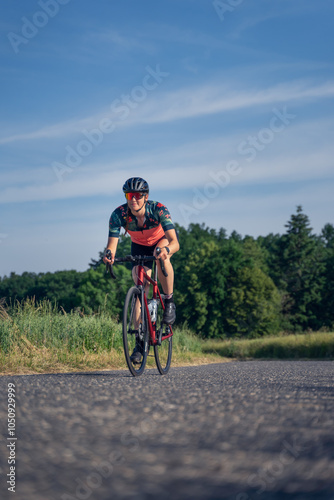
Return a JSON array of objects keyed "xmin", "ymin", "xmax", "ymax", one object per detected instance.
[{"xmin": 0, "ymin": 361, "xmax": 333, "ymax": 500}]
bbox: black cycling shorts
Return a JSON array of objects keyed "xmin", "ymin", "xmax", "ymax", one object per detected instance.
[
  {"xmin": 131, "ymin": 232, "xmax": 178, "ymax": 269},
  {"xmin": 131, "ymin": 241, "xmax": 159, "ymax": 269}
]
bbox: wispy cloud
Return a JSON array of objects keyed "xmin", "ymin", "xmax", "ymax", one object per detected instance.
[
  {"xmin": 1, "ymin": 115, "xmax": 333, "ymax": 205},
  {"xmin": 90, "ymin": 29, "xmax": 155, "ymax": 53},
  {"xmin": 225, "ymin": 0, "xmax": 330, "ymax": 40},
  {"xmin": 0, "ymin": 114, "xmax": 106, "ymax": 145},
  {"xmin": 1, "ymin": 78, "xmax": 334, "ymax": 145},
  {"xmin": 140, "ymin": 79, "xmax": 334, "ymax": 125},
  {"xmin": 227, "ymin": 12, "xmax": 282, "ymax": 41}
]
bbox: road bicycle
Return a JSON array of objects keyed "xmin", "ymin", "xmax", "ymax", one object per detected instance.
[{"xmin": 105, "ymin": 248, "xmax": 173, "ymax": 377}]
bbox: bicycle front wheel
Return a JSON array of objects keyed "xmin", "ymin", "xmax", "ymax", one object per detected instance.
[
  {"xmin": 123, "ymin": 286, "xmax": 148, "ymax": 377},
  {"xmin": 154, "ymin": 301, "xmax": 173, "ymax": 375}
]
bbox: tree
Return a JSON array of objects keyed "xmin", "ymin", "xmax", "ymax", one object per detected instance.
[
  {"xmin": 77, "ymin": 264, "xmax": 132, "ymax": 317},
  {"xmin": 1, "ymin": 213, "xmax": 331, "ymax": 334},
  {"xmin": 89, "ymin": 233, "xmax": 132, "ymax": 270},
  {"xmin": 27, "ymin": 270, "xmax": 83, "ymax": 311},
  {"xmin": 242, "ymin": 236, "xmax": 269, "ymax": 274},
  {"xmin": 0, "ymin": 272, "xmax": 38, "ymax": 303},
  {"xmin": 224, "ymin": 266, "xmax": 281, "ymax": 338},
  {"xmin": 321, "ymin": 223, "xmax": 334, "ymax": 248},
  {"xmin": 220, "ymin": 237, "xmax": 281, "ymax": 338},
  {"xmin": 279, "ymin": 206, "xmax": 326, "ymax": 330},
  {"xmin": 257, "ymin": 233, "xmax": 283, "ymax": 287},
  {"xmin": 319, "ymin": 223, "xmax": 334, "ymax": 326},
  {"xmin": 176, "ymin": 240, "xmax": 227, "ymax": 338}
]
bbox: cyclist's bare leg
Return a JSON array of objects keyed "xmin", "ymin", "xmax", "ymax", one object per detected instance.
[
  {"xmin": 155, "ymin": 238, "xmax": 174, "ymax": 295},
  {"xmin": 132, "ymin": 266, "xmax": 151, "ymax": 328}
]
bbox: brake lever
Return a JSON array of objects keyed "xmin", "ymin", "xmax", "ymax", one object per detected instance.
[
  {"xmin": 155, "ymin": 247, "xmax": 168, "ymax": 277},
  {"xmin": 106, "ymin": 263, "xmax": 117, "ymax": 280},
  {"xmin": 105, "ymin": 249, "xmax": 117, "ymax": 280}
]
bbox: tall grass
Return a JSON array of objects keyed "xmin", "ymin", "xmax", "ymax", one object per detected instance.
[
  {"xmin": 1, "ymin": 299, "xmax": 332, "ymax": 375},
  {"xmin": 0, "ymin": 298, "xmax": 122, "ymax": 353},
  {"xmin": 203, "ymin": 332, "xmax": 334, "ymax": 359},
  {"xmin": 0, "ymin": 298, "xmax": 221, "ymax": 374}
]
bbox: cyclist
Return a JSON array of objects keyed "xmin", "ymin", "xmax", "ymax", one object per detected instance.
[{"xmin": 103, "ymin": 177, "xmax": 180, "ymax": 363}]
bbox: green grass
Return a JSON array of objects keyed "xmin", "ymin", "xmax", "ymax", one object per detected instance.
[
  {"xmin": 1, "ymin": 299, "xmax": 332, "ymax": 375},
  {"xmin": 203, "ymin": 332, "xmax": 334, "ymax": 360},
  {"xmin": 0, "ymin": 298, "xmax": 223, "ymax": 374}
]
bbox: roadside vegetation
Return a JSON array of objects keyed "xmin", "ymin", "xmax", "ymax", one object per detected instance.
[
  {"xmin": 1, "ymin": 207, "xmax": 334, "ymax": 340},
  {"xmin": 0, "ymin": 298, "xmax": 332, "ymax": 375},
  {"xmin": 0, "ymin": 298, "xmax": 224, "ymax": 375},
  {"xmin": 203, "ymin": 331, "xmax": 334, "ymax": 360}
]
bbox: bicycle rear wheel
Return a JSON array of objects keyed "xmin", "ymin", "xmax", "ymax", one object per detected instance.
[
  {"xmin": 154, "ymin": 300, "xmax": 173, "ymax": 375},
  {"xmin": 123, "ymin": 286, "xmax": 148, "ymax": 376}
]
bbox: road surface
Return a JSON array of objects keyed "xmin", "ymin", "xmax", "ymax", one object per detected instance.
[{"xmin": 0, "ymin": 361, "xmax": 333, "ymax": 499}]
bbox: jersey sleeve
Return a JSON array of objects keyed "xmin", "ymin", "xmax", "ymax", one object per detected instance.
[
  {"xmin": 108, "ymin": 206, "xmax": 126, "ymax": 238},
  {"xmin": 156, "ymin": 203, "xmax": 175, "ymax": 232}
]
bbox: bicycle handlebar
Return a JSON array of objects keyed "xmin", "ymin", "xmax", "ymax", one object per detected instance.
[{"xmin": 105, "ymin": 249, "xmax": 168, "ymax": 279}]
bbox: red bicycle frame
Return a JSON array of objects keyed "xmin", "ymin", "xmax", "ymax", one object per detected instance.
[{"xmin": 136, "ymin": 264, "xmax": 173, "ymax": 346}]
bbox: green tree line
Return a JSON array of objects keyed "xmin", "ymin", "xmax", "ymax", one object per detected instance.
[{"xmin": 1, "ymin": 206, "xmax": 333, "ymax": 338}]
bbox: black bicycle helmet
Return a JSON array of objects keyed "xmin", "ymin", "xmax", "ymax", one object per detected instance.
[{"xmin": 122, "ymin": 177, "xmax": 149, "ymax": 193}]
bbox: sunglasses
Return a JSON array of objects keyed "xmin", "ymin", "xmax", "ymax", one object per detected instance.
[{"xmin": 125, "ymin": 192, "xmax": 145, "ymax": 201}]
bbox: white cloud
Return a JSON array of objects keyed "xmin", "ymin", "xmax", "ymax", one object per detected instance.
[
  {"xmin": 90, "ymin": 29, "xmax": 155, "ymax": 53},
  {"xmin": 0, "ymin": 114, "xmax": 107, "ymax": 145},
  {"xmin": 1, "ymin": 77, "xmax": 334, "ymax": 145},
  {"xmin": 140, "ymin": 79, "xmax": 334, "ymax": 125},
  {"xmin": 1, "ymin": 117, "xmax": 333, "ymax": 205}
]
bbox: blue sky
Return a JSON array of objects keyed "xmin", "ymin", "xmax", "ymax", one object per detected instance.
[{"xmin": 1, "ymin": 0, "xmax": 334, "ymax": 276}]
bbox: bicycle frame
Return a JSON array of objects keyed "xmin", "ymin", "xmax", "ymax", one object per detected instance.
[
  {"xmin": 135, "ymin": 262, "xmax": 173, "ymax": 346},
  {"xmin": 106, "ymin": 251, "xmax": 174, "ymax": 375}
]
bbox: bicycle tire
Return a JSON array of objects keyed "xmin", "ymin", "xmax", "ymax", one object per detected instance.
[
  {"xmin": 122, "ymin": 286, "xmax": 148, "ymax": 377},
  {"xmin": 154, "ymin": 300, "xmax": 173, "ymax": 375}
]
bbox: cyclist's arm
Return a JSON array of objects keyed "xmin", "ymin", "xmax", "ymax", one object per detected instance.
[
  {"xmin": 155, "ymin": 228, "xmax": 179, "ymax": 260},
  {"xmin": 164, "ymin": 228, "xmax": 180, "ymax": 255},
  {"xmin": 104, "ymin": 206, "xmax": 125, "ymax": 264},
  {"xmin": 153, "ymin": 202, "xmax": 179, "ymax": 257}
]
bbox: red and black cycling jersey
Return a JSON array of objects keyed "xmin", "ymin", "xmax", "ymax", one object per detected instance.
[{"xmin": 109, "ymin": 200, "xmax": 175, "ymax": 246}]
